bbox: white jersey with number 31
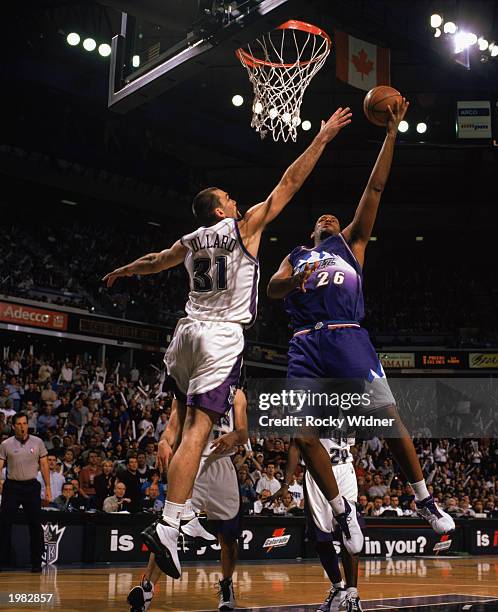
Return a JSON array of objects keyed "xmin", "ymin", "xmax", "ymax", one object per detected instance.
[{"xmin": 181, "ymin": 218, "xmax": 259, "ymax": 327}]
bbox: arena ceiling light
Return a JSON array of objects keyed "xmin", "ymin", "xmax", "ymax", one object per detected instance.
[
  {"xmin": 491, "ymin": 44, "xmax": 498, "ymax": 57},
  {"xmin": 301, "ymin": 120, "xmax": 311, "ymax": 131},
  {"xmin": 232, "ymin": 94, "xmax": 244, "ymax": 107},
  {"xmin": 434, "ymin": 28, "xmax": 442, "ymax": 38},
  {"xmin": 98, "ymin": 43, "xmax": 112, "ymax": 57},
  {"xmin": 430, "ymin": 14, "xmax": 443, "ymax": 28},
  {"xmin": 398, "ymin": 120, "xmax": 409, "ymax": 133},
  {"xmin": 416, "ymin": 122, "xmax": 428, "ymax": 134},
  {"xmin": 132, "ymin": 55, "xmax": 140, "ymax": 68},
  {"xmin": 478, "ymin": 37, "xmax": 489, "ymax": 51},
  {"xmin": 83, "ymin": 38, "xmax": 97, "ymax": 52},
  {"xmin": 416, "ymin": 236, "xmax": 424, "ymax": 241},
  {"xmin": 443, "ymin": 21, "xmax": 457, "ymax": 34},
  {"xmin": 66, "ymin": 32, "xmax": 80, "ymax": 46}
]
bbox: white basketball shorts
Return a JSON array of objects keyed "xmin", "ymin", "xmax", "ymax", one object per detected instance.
[
  {"xmin": 164, "ymin": 317, "xmax": 243, "ymax": 415},
  {"xmin": 305, "ymin": 462, "xmax": 358, "ymax": 535},
  {"xmin": 191, "ymin": 455, "xmax": 240, "ymax": 521}
]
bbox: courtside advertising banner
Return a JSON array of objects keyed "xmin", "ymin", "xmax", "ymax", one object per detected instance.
[
  {"xmin": 0, "ymin": 301, "xmax": 68, "ymax": 331},
  {"xmin": 457, "ymin": 100, "xmax": 492, "ymax": 139}
]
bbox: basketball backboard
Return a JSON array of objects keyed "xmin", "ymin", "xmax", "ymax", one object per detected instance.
[{"xmin": 107, "ymin": 0, "xmax": 303, "ymax": 113}]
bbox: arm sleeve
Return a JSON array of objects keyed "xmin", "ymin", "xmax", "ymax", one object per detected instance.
[
  {"xmin": 38, "ymin": 438, "xmax": 48, "ymax": 459},
  {"xmin": 0, "ymin": 442, "xmax": 6, "ymax": 461}
]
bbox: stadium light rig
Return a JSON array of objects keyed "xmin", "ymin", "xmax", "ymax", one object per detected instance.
[{"xmin": 429, "ymin": 13, "xmax": 497, "ymax": 65}]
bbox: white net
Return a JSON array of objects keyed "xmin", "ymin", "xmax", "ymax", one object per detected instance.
[{"xmin": 237, "ymin": 22, "xmax": 331, "ymax": 142}]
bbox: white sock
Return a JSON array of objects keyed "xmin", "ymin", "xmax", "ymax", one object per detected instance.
[
  {"xmin": 410, "ymin": 480, "xmax": 430, "ymax": 502},
  {"xmin": 333, "ymin": 581, "xmax": 344, "ymax": 589},
  {"xmin": 162, "ymin": 501, "xmax": 184, "ymax": 529},
  {"xmin": 181, "ymin": 498, "xmax": 195, "ymax": 520},
  {"xmin": 329, "ymin": 494, "xmax": 346, "ymax": 516},
  {"xmin": 346, "ymin": 587, "xmax": 358, "ymax": 597}
]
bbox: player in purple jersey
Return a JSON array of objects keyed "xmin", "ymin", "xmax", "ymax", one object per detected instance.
[{"xmin": 268, "ymin": 98, "xmax": 455, "ymax": 541}]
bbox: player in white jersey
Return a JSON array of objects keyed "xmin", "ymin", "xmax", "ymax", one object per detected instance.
[
  {"xmin": 127, "ymin": 390, "xmax": 247, "ymax": 612},
  {"xmin": 103, "ymin": 106, "xmax": 355, "ymax": 579},
  {"xmin": 272, "ymin": 438, "xmax": 363, "ymax": 612}
]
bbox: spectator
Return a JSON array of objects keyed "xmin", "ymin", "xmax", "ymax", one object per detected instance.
[
  {"xmin": 6, "ymin": 377, "xmax": 23, "ymax": 412},
  {"xmin": 37, "ymin": 453, "xmax": 65, "ymax": 501},
  {"xmin": 399, "ymin": 484, "xmax": 415, "ymax": 509},
  {"xmin": 0, "ymin": 394, "xmax": 16, "ymax": 421},
  {"xmin": 155, "ymin": 412, "xmax": 168, "ymax": 440},
  {"xmin": 67, "ymin": 399, "xmax": 85, "ymax": 436},
  {"xmin": 117, "ymin": 455, "xmax": 141, "ymax": 512},
  {"xmin": 51, "ymin": 482, "xmax": 77, "ymax": 511},
  {"xmin": 287, "ymin": 473, "xmax": 304, "ymax": 508},
  {"xmin": 368, "ymin": 474, "xmax": 388, "ymax": 498},
  {"xmin": 367, "ymin": 496, "xmax": 384, "ymax": 517},
  {"xmin": 36, "ymin": 403, "xmax": 58, "ymax": 435},
  {"xmin": 445, "ymin": 497, "xmax": 464, "ymax": 517},
  {"xmin": 103, "ymin": 482, "xmax": 131, "ymax": 513},
  {"xmin": 69, "ymin": 479, "xmax": 90, "ymax": 511},
  {"xmin": 79, "ymin": 450, "xmax": 102, "ymax": 499},
  {"xmin": 140, "ymin": 469, "xmax": 165, "ymax": 502},
  {"xmin": 61, "ymin": 449, "xmax": 77, "ymax": 478},
  {"xmin": 239, "ymin": 471, "xmax": 257, "ymax": 514},
  {"xmin": 94, "ymin": 460, "xmax": 116, "ymax": 510},
  {"xmin": 357, "ymin": 494, "xmax": 369, "ymax": 515},
  {"xmin": 40, "ymin": 382, "xmax": 56, "ymax": 405},
  {"xmin": 136, "ymin": 452, "xmax": 150, "ymax": 488},
  {"xmin": 142, "ymin": 483, "xmax": 164, "ymax": 512},
  {"xmin": 38, "ymin": 361, "xmax": 53, "ymax": 383},
  {"xmin": 256, "ymin": 463, "xmax": 281, "ymax": 497},
  {"xmin": 144, "ymin": 442, "xmax": 157, "ymax": 468}
]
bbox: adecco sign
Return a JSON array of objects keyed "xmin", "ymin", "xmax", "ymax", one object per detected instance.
[{"xmin": 0, "ymin": 302, "xmax": 68, "ymax": 331}]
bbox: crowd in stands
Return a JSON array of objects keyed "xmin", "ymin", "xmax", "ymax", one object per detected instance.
[
  {"xmin": 1, "ymin": 349, "xmax": 497, "ymax": 520},
  {"xmin": 1, "ymin": 215, "xmax": 496, "ymax": 347}
]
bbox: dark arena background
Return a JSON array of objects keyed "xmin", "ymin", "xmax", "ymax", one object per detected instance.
[{"xmin": 1, "ymin": 1, "xmax": 498, "ymax": 611}]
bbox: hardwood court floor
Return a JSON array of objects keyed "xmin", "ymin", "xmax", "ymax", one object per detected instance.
[{"xmin": 1, "ymin": 557, "xmax": 498, "ymax": 611}]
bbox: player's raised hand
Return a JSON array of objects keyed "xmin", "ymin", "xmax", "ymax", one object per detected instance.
[
  {"xmin": 319, "ymin": 106, "xmax": 352, "ymax": 142},
  {"xmin": 293, "ymin": 261, "xmax": 318, "ymax": 293},
  {"xmin": 386, "ymin": 97, "xmax": 409, "ymax": 135},
  {"xmin": 101, "ymin": 266, "xmax": 132, "ymax": 288},
  {"xmin": 268, "ymin": 483, "xmax": 289, "ymax": 505},
  {"xmin": 210, "ymin": 431, "xmax": 239, "ymax": 454}
]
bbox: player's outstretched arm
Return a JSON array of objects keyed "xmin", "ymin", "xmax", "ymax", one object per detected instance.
[
  {"xmin": 239, "ymin": 107, "xmax": 352, "ymax": 242},
  {"xmin": 210, "ymin": 389, "xmax": 248, "ymax": 454},
  {"xmin": 102, "ymin": 240, "xmax": 188, "ymax": 288},
  {"xmin": 342, "ymin": 98, "xmax": 409, "ymax": 266},
  {"xmin": 267, "ymin": 256, "xmax": 318, "ymax": 299}
]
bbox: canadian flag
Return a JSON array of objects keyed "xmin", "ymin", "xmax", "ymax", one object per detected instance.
[{"xmin": 335, "ymin": 29, "xmax": 390, "ymax": 91}]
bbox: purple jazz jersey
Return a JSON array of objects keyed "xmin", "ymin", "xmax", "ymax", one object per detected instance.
[
  {"xmin": 285, "ymin": 233, "xmax": 384, "ymax": 381},
  {"xmin": 284, "ymin": 232, "xmax": 364, "ymax": 329}
]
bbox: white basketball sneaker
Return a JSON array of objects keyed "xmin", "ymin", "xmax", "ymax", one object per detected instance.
[
  {"xmin": 334, "ymin": 498, "xmax": 364, "ymax": 555},
  {"xmin": 218, "ymin": 577, "xmax": 236, "ymax": 611},
  {"xmin": 127, "ymin": 576, "xmax": 154, "ymax": 612},
  {"xmin": 181, "ymin": 517, "xmax": 217, "ymax": 541},
  {"xmin": 416, "ymin": 495, "xmax": 455, "ymax": 534},
  {"xmin": 140, "ymin": 520, "xmax": 181, "ymax": 579},
  {"xmin": 316, "ymin": 585, "xmax": 347, "ymax": 612}
]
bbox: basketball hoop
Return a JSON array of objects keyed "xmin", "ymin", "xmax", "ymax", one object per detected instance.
[{"xmin": 236, "ymin": 20, "xmax": 332, "ymax": 142}]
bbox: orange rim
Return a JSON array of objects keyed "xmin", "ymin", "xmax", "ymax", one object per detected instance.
[{"xmin": 236, "ymin": 19, "xmax": 332, "ymax": 69}]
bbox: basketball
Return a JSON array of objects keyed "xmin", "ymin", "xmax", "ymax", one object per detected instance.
[{"xmin": 363, "ymin": 86, "xmax": 403, "ymax": 126}]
